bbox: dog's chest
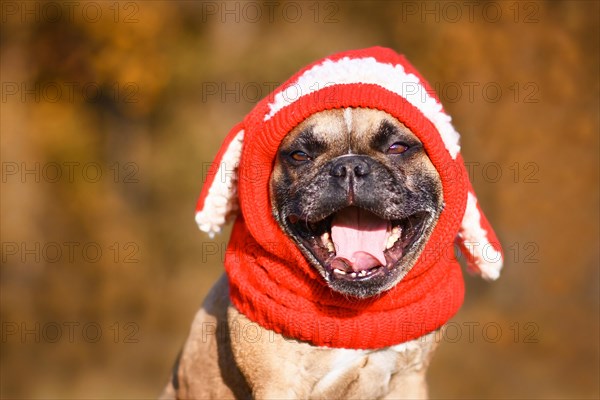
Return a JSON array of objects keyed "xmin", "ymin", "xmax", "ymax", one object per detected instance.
[
  {"xmin": 305, "ymin": 340, "xmax": 432, "ymax": 398},
  {"xmin": 228, "ymin": 301, "xmax": 436, "ymax": 399}
]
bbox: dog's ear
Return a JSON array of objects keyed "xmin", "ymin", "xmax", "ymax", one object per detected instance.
[
  {"xmin": 455, "ymin": 178, "xmax": 503, "ymax": 281},
  {"xmin": 194, "ymin": 123, "xmax": 244, "ymax": 238}
]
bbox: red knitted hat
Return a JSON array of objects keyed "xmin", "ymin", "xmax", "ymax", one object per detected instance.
[{"xmin": 194, "ymin": 47, "xmax": 503, "ymax": 349}]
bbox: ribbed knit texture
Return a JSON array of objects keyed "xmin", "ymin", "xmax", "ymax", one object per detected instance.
[{"xmin": 195, "ymin": 47, "xmax": 502, "ymax": 349}]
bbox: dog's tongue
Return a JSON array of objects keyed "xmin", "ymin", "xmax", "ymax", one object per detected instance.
[{"xmin": 330, "ymin": 207, "xmax": 389, "ymax": 272}]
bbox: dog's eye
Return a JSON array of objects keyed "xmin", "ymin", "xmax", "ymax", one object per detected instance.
[
  {"xmin": 388, "ymin": 142, "xmax": 409, "ymax": 154},
  {"xmin": 290, "ymin": 150, "xmax": 311, "ymax": 162}
]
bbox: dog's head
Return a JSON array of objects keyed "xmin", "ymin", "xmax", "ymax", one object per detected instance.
[
  {"xmin": 195, "ymin": 47, "xmax": 503, "ymax": 305},
  {"xmin": 270, "ymin": 108, "xmax": 443, "ymax": 298}
]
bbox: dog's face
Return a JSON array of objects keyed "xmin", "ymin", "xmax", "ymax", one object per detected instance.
[{"xmin": 270, "ymin": 108, "xmax": 443, "ymax": 298}]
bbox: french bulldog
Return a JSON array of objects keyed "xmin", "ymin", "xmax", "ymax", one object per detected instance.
[{"xmin": 161, "ymin": 108, "xmax": 444, "ymax": 399}]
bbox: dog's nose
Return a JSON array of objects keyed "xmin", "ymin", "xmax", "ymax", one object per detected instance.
[{"xmin": 330, "ymin": 155, "xmax": 371, "ymax": 178}]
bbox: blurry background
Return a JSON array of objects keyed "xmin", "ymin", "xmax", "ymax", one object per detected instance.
[{"xmin": 1, "ymin": 1, "xmax": 598, "ymax": 398}]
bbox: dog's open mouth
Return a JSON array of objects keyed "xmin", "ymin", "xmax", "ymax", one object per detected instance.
[{"xmin": 288, "ymin": 207, "xmax": 429, "ymax": 282}]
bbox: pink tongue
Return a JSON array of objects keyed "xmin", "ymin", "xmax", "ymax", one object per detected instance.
[{"xmin": 330, "ymin": 207, "xmax": 389, "ymax": 272}]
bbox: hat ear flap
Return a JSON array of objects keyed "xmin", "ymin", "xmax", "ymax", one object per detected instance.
[
  {"xmin": 456, "ymin": 183, "xmax": 504, "ymax": 281},
  {"xmin": 195, "ymin": 124, "xmax": 245, "ymax": 238}
]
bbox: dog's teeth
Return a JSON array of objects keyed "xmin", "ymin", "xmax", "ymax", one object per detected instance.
[
  {"xmin": 334, "ymin": 268, "xmax": 346, "ymax": 275},
  {"xmin": 321, "ymin": 233, "xmax": 328, "ymax": 246},
  {"xmin": 386, "ymin": 233, "xmax": 400, "ymax": 249},
  {"xmin": 321, "ymin": 232, "xmax": 336, "ymax": 253},
  {"xmin": 350, "ymin": 272, "xmax": 357, "ymax": 278},
  {"xmin": 359, "ymin": 270, "xmax": 367, "ymax": 277},
  {"xmin": 386, "ymin": 226, "xmax": 401, "ymax": 248}
]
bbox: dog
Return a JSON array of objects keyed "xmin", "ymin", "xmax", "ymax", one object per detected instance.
[
  {"xmin": 163, "ymin": 108, "xmax": 443, "ymax": 398},
  {"xmin": 161, "ymin": 47, "xmax": 503, "ymax": 399}
]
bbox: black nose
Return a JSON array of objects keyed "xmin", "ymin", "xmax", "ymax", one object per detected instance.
[{"xmin": 330, "ymin": 155, "xmax": 371, "ymax": 178}]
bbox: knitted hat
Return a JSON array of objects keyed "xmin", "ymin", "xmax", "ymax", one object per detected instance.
[{"xmin": 194, "ymin": 47, "xmax": 503, "ymax": 349}]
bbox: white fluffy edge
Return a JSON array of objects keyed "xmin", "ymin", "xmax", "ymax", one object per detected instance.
[
  {"xmin": 264, "ymin": 56, "xmax": 461, "ymax": 159},
  {"xmin": 459, "ymin": 192, "xmax": 503, "ymax": 280},
  {"xmin": 195, "ymin": 130, "xmax": 244, "ymax": 238}
]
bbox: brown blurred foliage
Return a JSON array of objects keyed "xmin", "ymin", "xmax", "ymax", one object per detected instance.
[{"xmin": 1, "ymin": 1, "xmax": 598, "ymax": 398}]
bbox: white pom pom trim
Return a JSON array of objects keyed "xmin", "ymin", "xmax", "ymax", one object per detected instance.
[
  {"xmin": 264, "ymin": 56, "xmax": 461, "ymax": 159},
  {"xmin": 195, "ymin": 129, "xmax": 244, "ymax": 238},
  {"xmin": 459, "ymin": 192, "xmax": 503, "ymax": 281}
]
